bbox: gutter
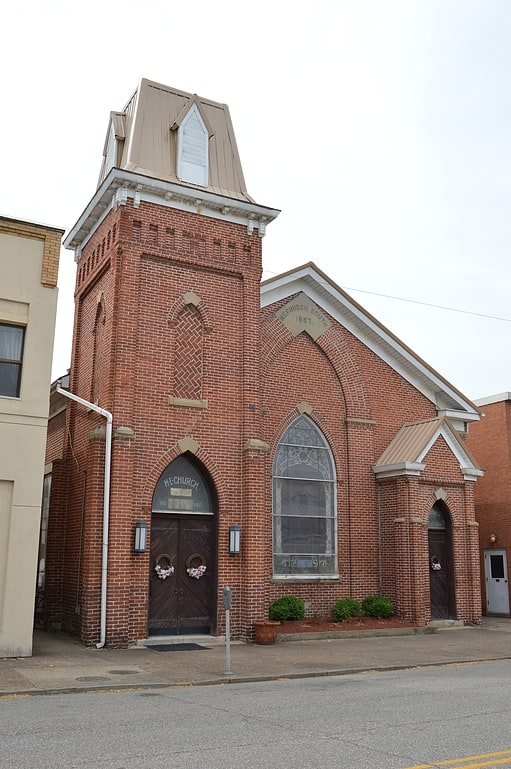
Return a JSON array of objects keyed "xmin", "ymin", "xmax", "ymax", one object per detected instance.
[{"xmin": 56, "ymin": 383, "xmax": 112, "ymax": 649}]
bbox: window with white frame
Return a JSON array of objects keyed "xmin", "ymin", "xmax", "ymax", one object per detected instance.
[
  {"xmin": 0, "ymin": 323, "xmax": 25, "ymax": 397},
  {"xmin": 177, "ymin": 104, "xmax": 209, "ymax": 186},
  {"xmin": 273, "ymin": 415, "xmax": 337, "ymax": 577}
]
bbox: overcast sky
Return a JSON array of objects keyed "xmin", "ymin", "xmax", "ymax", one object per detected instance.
[{"xmin": 2, "ymin": 0, "xmax": 510, "ymax": 401}]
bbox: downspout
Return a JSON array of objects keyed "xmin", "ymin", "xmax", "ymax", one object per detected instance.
[{"xmin": 56, "ymin": 383, "xmax": 112, "ymax": 649}]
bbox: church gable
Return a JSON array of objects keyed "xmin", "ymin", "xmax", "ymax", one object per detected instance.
[{"xmin": 261, "ymin": 262, "xmax": 480, "ymax": 426}]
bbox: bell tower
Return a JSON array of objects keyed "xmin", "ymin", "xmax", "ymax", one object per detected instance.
[{"xmin": 57, "ymin": 79, "xmax": 279, "ymax": 646}]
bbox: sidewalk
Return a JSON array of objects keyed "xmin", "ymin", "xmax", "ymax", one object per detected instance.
[{"xmin": 1, "ymin": 617, "xmax": 510, "ymax": 697}]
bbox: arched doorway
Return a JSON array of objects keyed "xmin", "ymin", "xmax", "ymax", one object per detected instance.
[
  {"xmin": 149, "ymin": 455, "xmax": 217, "ymax": 635},
  {"xmin": 428, "ymin": 501, "xmax": 455, "ymax": 619}
]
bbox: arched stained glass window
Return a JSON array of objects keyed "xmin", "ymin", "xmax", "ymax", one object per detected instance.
[{"xmin": 273, "ymin": 415, "xmax": 337, "ymax": 577}]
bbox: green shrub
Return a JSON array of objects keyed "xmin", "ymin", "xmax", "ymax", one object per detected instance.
[
  {"xmin": 361, "ymin": 594, "xmax": 394, "ymax": 618},
  {"xmin": 331, "ymin": 597, "xmax": 361, "ymax": 622},
  {"xmin": 268, "ymin": 595, "xmax": 305, "ymax": 621}
]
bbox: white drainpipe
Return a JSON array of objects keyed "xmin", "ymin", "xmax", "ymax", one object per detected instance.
[{"xmin": 56, "ymin": 383, "xmax": 112, "ymax": 649}]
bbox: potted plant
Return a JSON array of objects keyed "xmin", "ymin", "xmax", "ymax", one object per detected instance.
[
  {"xmin": 253, "ymin": 619, "xmax": 281, "ymax": 645},
  {"xmin": 253, "ymin": 595, "xmax": 306, "ymax": 644}
]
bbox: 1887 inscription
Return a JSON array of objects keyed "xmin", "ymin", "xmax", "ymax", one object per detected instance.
[{"xmin": 276, "ymin": 292, "xmax": 331, "ymax": 340}]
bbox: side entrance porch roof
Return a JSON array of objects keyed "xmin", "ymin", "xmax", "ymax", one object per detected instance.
[{"xmin": 373, "ymin": 417, "xmax": 483, "ymax": 481}]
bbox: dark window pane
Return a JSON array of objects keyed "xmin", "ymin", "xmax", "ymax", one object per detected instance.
[
  {"xmin": 0, "ymin": 324, "xmax": 24, "ymax": 397},
  {"xmin": 490, "ymin": 554, "xmax": 505, "ymax": 579},
  {"xmin": 0, "ymin": 362, "xmax": 22, "ymax": 397},
  {"xmin": 428, "ymin": 503, "xmax": 446, "ymax": 530},
  {"xmin": 281, "ymin": 516, "xmax": 328, "ymax": 553},
  {"xmin": 278, "ymin": 477, "xmax": 328, "ymax": 517}
]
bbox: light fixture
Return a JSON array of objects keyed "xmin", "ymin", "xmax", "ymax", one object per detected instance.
[
  {"xmin": 229, "ymin": 524, "xmax": 241, "ymax": 555},
  {"xmin": 490, "ymin": 533, "xmax": 497, "ymax": 544},
  {"xmin": 134, "ymin": 520, "xmax": 147, "ymax": 553}
]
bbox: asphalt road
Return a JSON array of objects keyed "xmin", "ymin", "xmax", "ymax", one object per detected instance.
[{"xmin": 2, "ymin": 660, "xmax": 511, "ymax": 769}]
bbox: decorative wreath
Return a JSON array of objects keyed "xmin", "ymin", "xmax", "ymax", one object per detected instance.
[
  {"xmin": 430, "ymin": 555, "xmax": 442, "ymax": 571},
  {"xmin": 154, "ymin": 553, "xmax": 175, "ymax": 580},
  {"xmin": 186, "ymin": 553, "xmax": 207, "ymax": 579}
]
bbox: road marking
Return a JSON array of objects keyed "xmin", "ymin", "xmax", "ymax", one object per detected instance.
[{"xmin": 404, "ymin": 750, "xmax": 511, "ymax": 769}]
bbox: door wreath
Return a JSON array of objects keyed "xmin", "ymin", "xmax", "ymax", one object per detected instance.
[
  {"xmin": 154, "ymin": 553, "xmax": 175, "ymax": 579},
  {"xmin": 430, "ymin": 555, "xmax": 442, "ymax": 571},
  {"xmin": 186, "ymin": 552, "xmax": 207, "ymax": 579}
]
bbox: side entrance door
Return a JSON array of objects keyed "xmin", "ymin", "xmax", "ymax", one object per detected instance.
[
  {"xmin": 428, "ymin": 501, "xmax": 455, "ymax": 621},
  {"xmin": 484, "ymin": 549, "xmax": 510, "ymax": 615},
  {"xmin": 429, "ymin": 529, "xmax": 451, "ymax": 619},
  {"xmin": 149, "ymin": 513, "xmax": 215, "ymax": 635}
]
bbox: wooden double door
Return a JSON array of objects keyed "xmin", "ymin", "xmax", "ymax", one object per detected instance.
[{"xmin": 149, "ymin": 513, "xmax": 215, "ymax": 635}]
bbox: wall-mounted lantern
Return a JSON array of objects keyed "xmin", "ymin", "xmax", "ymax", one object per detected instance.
[
  {"xmin": 228, "ymin": 524, "xmax": 241, "ymax": 555},
  {"xmin": 489, "ymin": 533, "xmax": 498, "ymax": 545},
  {"xmin": 134, "ymin": 520, "xmax": 147, "ymax": 553}
]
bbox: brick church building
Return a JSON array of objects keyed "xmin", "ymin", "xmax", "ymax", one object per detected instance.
[{"xmin": 43, "ymin": 79, "xmax": 483, "ymax": 647}]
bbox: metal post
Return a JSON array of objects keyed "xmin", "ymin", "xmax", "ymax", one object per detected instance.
[{"xmin": 223, "ymin": 586, "xmax": 233, "ymax": 676}]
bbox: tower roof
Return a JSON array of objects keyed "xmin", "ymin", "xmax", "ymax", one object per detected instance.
[
  {"xmin": 65, "ymin": 80, "xmax": 279, "ymax": 254},
  {"xmin": 97, "ymin": 79, "xmax": 253, "ymax": 203}
]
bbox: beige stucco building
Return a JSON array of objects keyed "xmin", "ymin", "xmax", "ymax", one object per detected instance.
[{"xmin": 0, "ymin": 216, "xmax": 63, "ymax": 657}]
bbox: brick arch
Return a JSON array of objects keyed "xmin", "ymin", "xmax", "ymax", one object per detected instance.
[
  {"xmin": 166, "ymin": 293, "xmax": 213, "ymax": 403},
  {"xmin": 166, "ymin": 291, "xmax": 213, "ymax": 332},
  {"xmin": 314, "ymin": 328, "xmax": 371, "ymax": 420},
  {"xmin": 261, "ymin": 311, "xmax": 371, "ymax": 421},
  {"xmin": 420, "ymin": 488, "xmax": 463, "ymax": 529},
  {"xmin": 141, "ymin": 443, "xmax": 227, "ymax": 511},
  {"xmin": 172, "ymin": 304, "xmax": 203, "ymax": 400},
  {"xmin": 91, "ymin": 292, "xmax": 107, "ymax": 404},
  {"xmin": 269, "ymin": 405, "xmax": 341, "ymax": 462},
  {"xmin": 262, "ymin": 331, "xmax": 351, "ymax": 477}
]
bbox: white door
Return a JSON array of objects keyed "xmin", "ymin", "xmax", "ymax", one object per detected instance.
[{"xmin": 484, "ymin": 549, "xmax": 510, "ymax": 615}]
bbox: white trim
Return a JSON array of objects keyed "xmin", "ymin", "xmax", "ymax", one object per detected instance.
[
  {"xmin": 374, "ymin": 422, "xmax": 483, "ymax": 481},
  {"xmin": 474, "ymin": 392, "xmax": 511, "ymax": 407},
  {"xmin": 418, "ymin": 422, "xmax": 481, "ymax": 478},
  {"xmin": 64, "ymin": 168, "xmax": 279, "ymax": 255},
  {"xmin": 373, "ymin": 462, "xmax": 425, "ymax": 479},
  {"xmin": 261, "ymin": 264, "xmax": 479, "ymax": 418}
]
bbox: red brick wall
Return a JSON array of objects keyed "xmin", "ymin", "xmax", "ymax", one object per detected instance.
[
  {"xmin": 56, "ymin": 199, "xmax": 267, "ymax": 644},
  {"xmin": 45, "ymin": 410, "xmax": 66, "ymax": 464},
  {"xmin": 46, "ymin": 194, "xmax": 482, "ymax": 645},
  {"xmin": 466, "ymin": 399, "xmax": 511, "ymax": 613}
]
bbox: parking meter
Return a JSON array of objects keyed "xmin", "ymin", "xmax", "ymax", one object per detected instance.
[
  {"xmin": 223, "ymin": 586, "xmax": 233, "ymax": 675},
  {"xmin": 223, "ymin": 586, "xmax": 232, "ymax": 610}
]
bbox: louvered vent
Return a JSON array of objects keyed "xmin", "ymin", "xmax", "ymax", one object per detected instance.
[{"xmin": 178, "ymin": 105, "xmax": 208, "ymax": 186}]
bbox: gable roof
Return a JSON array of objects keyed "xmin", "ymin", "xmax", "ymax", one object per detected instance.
[
  {"xmin": 261, "ymin": 262, "xmax": 481, "ymax": 422},
  {"xmin": 373, "ymin": 417, "xmax": 483, "ymax": 481}
]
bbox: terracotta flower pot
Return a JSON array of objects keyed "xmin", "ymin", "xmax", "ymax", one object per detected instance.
[{"xmin": 253, "ymin": 619, "xmax": 281, "ymax": 645}]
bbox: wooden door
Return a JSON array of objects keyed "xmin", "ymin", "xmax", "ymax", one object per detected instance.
[
  {"xmin": 428, "ymin": 530, "xmax": 453, "ymax": 619},
  {"xmin": 149, "ymin": 513, "xmax": 215, "ymax": 635}
]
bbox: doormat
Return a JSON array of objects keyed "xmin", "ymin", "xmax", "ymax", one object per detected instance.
[{"xmin": 147, "ymin": 643, "xmax": 210, "ymax": 652}]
